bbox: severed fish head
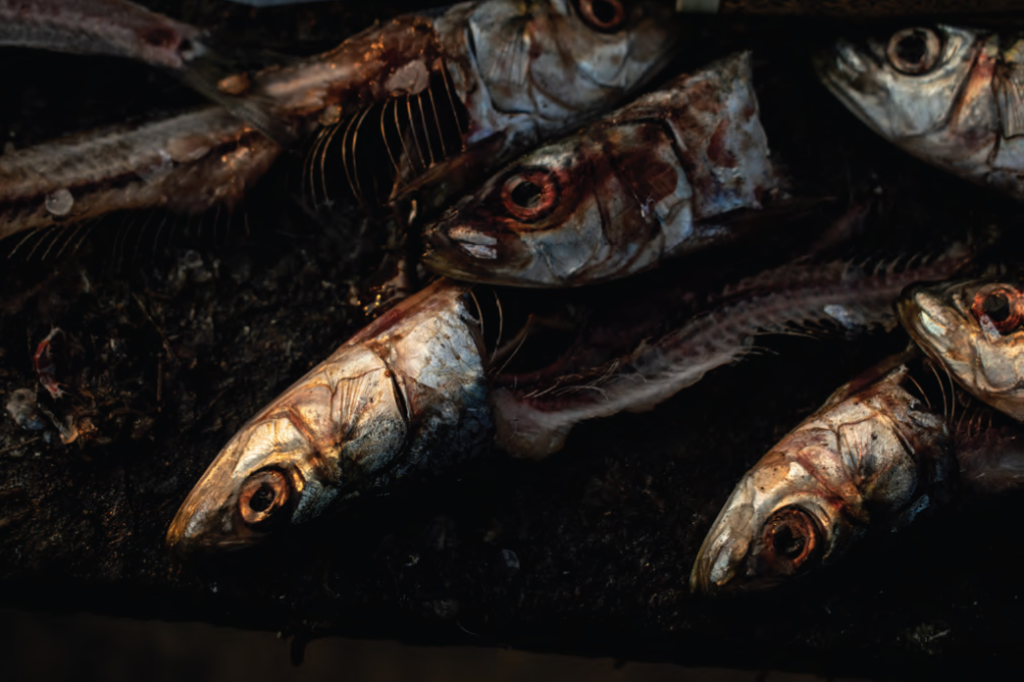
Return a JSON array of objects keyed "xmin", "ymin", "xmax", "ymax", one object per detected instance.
[
  {"xmin": 167, "ymin": 281, "xmax": 491, "ymax": 555},
  {"xmin": 165, "ymin": 344, "xmax": 410, "ymax": 555},
  {"xmin": 423, "ymin": 52, "xmax": 777, "ymax": 287},
  {"xmin": 461, "ymin": 1, "xmax": 681, "ymax": 141},
  {"xmin": 815, "ymin": 25, "xmax": 1024, "ymax": 196},
  {"xmin": 899, "ymin": 277, "xmax": 1024, "ymax": 421},
  {"xmin": 691, "ymin": 359, "xmax": 949, "ymax": 593}
]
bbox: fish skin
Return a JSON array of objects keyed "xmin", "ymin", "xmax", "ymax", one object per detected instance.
[
  {"xmin": 898, "ymin": 276, "xmax": 1024, "ymax": 421},
  {"xmin": 690, "ymin": 353, "xmax": 952, "ymax": 594},
  {"xmin": 166, "ymin": 279, "xmax": 492, "ymax": 555},
  {"xmin": 817, "ymin": 24, "xmax": 1024, "ymax": 201},
  {"xmin": 421, "ymin": 51, "xmax": 779, "ymax": 288}
]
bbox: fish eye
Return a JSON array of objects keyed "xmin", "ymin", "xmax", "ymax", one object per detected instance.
[
  {"xmin": 971, "ymin": 284, "xmax": 1023, "ymax": 335},
  {"xmin": 886, "ymin": 28, "xmax": 942, "ymax": 75},
  {"xmin": 501, "ymin": 169, "xmax": 560, "ymax": 223},
  {"xmin": 760, "ymin": 507, "xmax": 818, "ymax": 573},
  {"xmin": 238, "ymin": 469, "xmax": 290, "ymax": 525},
  {"xmin": 577, "ymin": 0, "xmax": 629, "ymax": 32}
]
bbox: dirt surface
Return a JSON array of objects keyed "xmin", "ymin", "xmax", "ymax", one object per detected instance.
[{"xmin": 4, "ymin": 3, "xmax": 1024, "ymax": 680}]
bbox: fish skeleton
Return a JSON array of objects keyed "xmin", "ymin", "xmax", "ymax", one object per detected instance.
[{"xmin": 1, "ymin": 1, "xmax": 680, "ymax": 247}]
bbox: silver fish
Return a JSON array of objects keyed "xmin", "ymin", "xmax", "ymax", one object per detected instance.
[
  {"xmin": 817, "ymin": 25, "xmax": 1024, "ymax": 201},
  {"xmin": 898, "ymin": 276, "xmax": 1024, "ymax": 421},
  {"xmin": 166, "ymin": 279, "xmax": 492, "ymax": 554},
  {"xmin": 690, "ymin": 353, "xmax": 952, "ymax": 594},
  {"xmin": 421, "ymin": 51, "xmax": 779, "ymax": 287}
]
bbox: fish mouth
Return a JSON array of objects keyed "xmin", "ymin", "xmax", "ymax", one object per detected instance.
[
  {"xmin": 422, "ymin": 221, "xmax": 502, "ymax": 278},
  {"xmin": 815, "ymin": 39, "xmax": 893, "ymax": 140},
  {"xmin": 690, "ymin": 502, "xmax": 755, "ymax": 595}
]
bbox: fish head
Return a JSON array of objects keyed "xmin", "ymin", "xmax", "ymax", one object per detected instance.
[
  {"xmin": 468, "ymin": 1, "xmax": 679, "ymax": 125},
  {"xmin": 816, "ymin": 25, "xmax": 998, "ymax": 161},
  {"xmin": 689, "ymin": 441, "xmax": 851, "ymax": 594},
  {"xmin": 899, "ymin": 277, "xmax": 1024, "ymax": 420},
  {"xmin": 422, "ymin": 136, "xmax": 613, "ymax": 286},
  {"xmin": 167, "ymin": 346, "xmax": 408, "ymax": 555}
]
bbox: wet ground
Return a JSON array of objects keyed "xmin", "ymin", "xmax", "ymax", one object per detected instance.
[{"xmin": 4, "ymin": 2, "xmax": 1024, "ymax": 680}]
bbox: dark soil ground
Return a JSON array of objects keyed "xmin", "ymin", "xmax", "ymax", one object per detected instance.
[{"xmin": 4, "ymin": 2, "xmax": 1024, "ymax": 679}]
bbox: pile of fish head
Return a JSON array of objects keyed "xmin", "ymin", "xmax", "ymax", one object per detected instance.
[
  {"xmin": 166, "ymin": 282, "xmax": 492, "ymax": 555},
  {"xmin": 423, "ymin": 52, "xmax": 778, "ymax": 287},
  {"xmin": 899, "ymin": 277, "xmax": 1024, "ymax": 420},
  {"xmin": 817, "ymin": 25, "xmax": 1024, "ymax": 199},
  {"xmin": 690, "ymin": 361, "xmax": 950, "ymax": 594},
  {"xmin": 440, "ymin": 0, "xmax": 681, "ymax": 147}
]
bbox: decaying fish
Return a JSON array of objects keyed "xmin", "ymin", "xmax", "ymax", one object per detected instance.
[
  {"xmin": 690, "ymin": 353, "xmax": 953, "ymax": 594},
  {"xmin": 817, "ymin": 25, "xmax": 1024, "ymax": 201},
  {"xmin": 421, "ymin": 51, "xmax": 778, "ymax": 287},
  {"xmin": 167, "ymin": 244, "xmax": 968, "ymax": 553},
  {"xmin": 1, "ymin": 0, "xmax": 680, "ymax": 248},
  {"xmin": 166, "ymin": 279, "xmax": 492, "ymax": 554},
  {"xmin": 898, "ymin": 276, "xmax": 1024, "ymax": 420}
]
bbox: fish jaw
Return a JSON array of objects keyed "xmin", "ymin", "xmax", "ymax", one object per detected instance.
[{"xmin": 899, "ymin": 279, "xmax": 1024, "ymax": 421}]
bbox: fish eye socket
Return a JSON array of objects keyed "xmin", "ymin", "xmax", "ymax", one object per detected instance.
[
  {"xmin": 577, "ymin": 0, "xmax": 628, "ymax": 32},
  {"xmin": 761, "ymin": 507, "xmax": 818, "ymax": 571},
  {"xmin": 501, "ymin": 169, "xmax": 560, "ymax": 223},
  {"xmin": 887, "ymin": 28, "xmax": 942, "ymax": 75},
  {"xmin": 971, "ymin": 285, "xmax": 1023, "ymax": 335},
  {"xmin": 239, "ymin": 470, "xmax": 290, "ymax": 525}
]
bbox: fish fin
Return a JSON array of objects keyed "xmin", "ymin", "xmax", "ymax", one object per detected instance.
[{"xmin": 996, "ymin": 64, "xmax": 1024, "ymax": 139}]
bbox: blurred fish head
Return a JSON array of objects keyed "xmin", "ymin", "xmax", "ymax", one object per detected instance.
[
  {"xmin": 167, "ymin": 347, "xmax": 408, "ymax": 555},
  {"xmin": 422, "ymin": 137, "xmax": 609, "ymax": 286},
  {"xmin": 816, "ymin": 25, "xmax": 997, "ymax": 156},
  {"xmin": 899, "ymin": 277, "xmax": 1024, "ymax": 420},
  {"xmin": 689, "ymin": 442, "xmax": 851, "ymax": 594},
  {"xmin": 467, "ymin": 1, "xmax": 680, "ymax": 127}
]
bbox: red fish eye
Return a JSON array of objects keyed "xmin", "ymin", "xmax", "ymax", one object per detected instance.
[
  {"xmin": 501, "ymin": 170, "xmax": 559, "ymax": 223},
  {"xmin": 887, "ymin": 28, "xmax": 941, "ymax": 75},
  {"xmin": 578, "ymin": 0, "xmax": 628, "ymax": 32},
  {"xmin": 971, "ymin": 285, "xmax": 1023, "ymax": 335},
  {"xmin": 239, "ymin": 470, "xmax": 290, "ymax": 525},
  {"xmin": 761, "ymin": 507, "xmax": 818, "ymax": 572}
]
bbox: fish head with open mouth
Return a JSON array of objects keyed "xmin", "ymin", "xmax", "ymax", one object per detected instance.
[{"xmin": 899, "ymin": 277, "xmax": 1024, "ymax": 421}]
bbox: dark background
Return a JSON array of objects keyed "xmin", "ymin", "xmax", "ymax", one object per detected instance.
[{"xmin": 3, "ymin": 2, "xmax": 1024, "ymax": 680}]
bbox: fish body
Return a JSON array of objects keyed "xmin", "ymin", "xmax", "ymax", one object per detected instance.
[
  {"xmin": 422, "ymin": 51, "xmax": 779, "ymax": 287},
  {"xmin": 166, "ymin": 279, "xmax": 492, "ymax": 554},
  {"xmin": 690, "ymin": 354, "xmax": 952, "ymax": 594},
  {"xmin": 898, "ymin": 277, "xmax": 1024, "ymax": 420},
  {"xmin": 817, "ymin": 25, "xmax": 1024, "ymax": 201}
]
